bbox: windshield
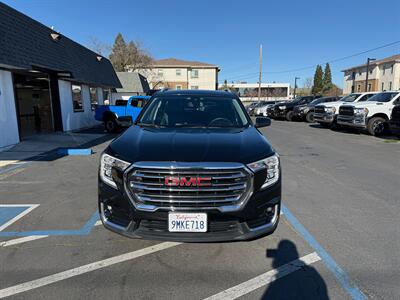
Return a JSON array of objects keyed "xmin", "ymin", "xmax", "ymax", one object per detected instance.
[
  {"xmin": 310, "ymin": 98, "xmax": 323, "ymax": 105},
  {"xmin": 341, "ymin": 94, "xmax": 361, "ymax": 102},
  {"xmin": 138, "ymin": 96, "xmax": 249, "ymax": 128},
  {"xmin": 367, "ymin": 92, "xmax": 399, "ymax": 103}
]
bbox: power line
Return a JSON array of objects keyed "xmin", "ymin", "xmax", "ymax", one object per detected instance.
[{"xmin": 223, "ymin": 40, "xmax": 400, "ymax": 81}]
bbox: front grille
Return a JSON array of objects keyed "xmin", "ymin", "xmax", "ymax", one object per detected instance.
[
  {"xmin": 314, "ymin": 106, "xmax": 325, "ymax": 114},
  {"xmin": 339, "ymin": 106, "xmax": 354, "ymax": 116},
  {"xmin": 125, "ymin": 163, "xmax": 253, "ymax": 211}
]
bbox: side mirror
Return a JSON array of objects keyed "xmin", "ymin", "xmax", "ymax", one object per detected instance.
[{"xmin": 255, "ymin": 117, "xmax": 271, "ymax": 128}]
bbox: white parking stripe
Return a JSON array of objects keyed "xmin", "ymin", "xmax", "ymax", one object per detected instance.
[
  {"xmin": 0, "ymin": 242, "xmax": 180, "ymax": 299},
  {"xmin": 0, "ymin": 204, "xmax": 40, "ymax": 231},
  {"xmin": 1, "ymin": 219, "xmax": 103, "ymax": 248},
  {"xmin": 204, "ymin": 252, "xmax": 321, "ymax": 300},
  {"xmin": 0, "ymin": 235, "xmax": 48, "ymax": 247}
]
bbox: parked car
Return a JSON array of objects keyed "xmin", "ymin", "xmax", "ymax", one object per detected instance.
[
  {"xmin": 95, "ymin": 96, "xmax": 150, "ymax": 132},
  {"xmin": 271, "ymin": 96, "xmax": 321, "ymax": 121},
  {"xmin": 255, "ymin": 101, "xmax": 278, "ymax": 116},
  {"xmin": 99, "ymin": 90, "xmax": 281, "ymax": 242},
  {"xmin": 313, "ymin": 92, "xmax": 377, "ymax": 128},
  {"xmin": 388, "ymin": 103, "xmax": 400, "ymax": 136},
  {"xmin": 293, "ymin": 96, "xmax": 340, "ymax": 123},
  {"xmin": 337, "ymin": 91, "xmax": 400, "ymax": 136},
  {"xmin": 247, "ymin": 101, "xmax": 270, "ymax": 116}
]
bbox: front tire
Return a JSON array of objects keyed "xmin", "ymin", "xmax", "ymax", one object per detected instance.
[
  {"xmin": 367, "ymin": 117, "xmax": 386, "ymax": 136},
  {"xmin": 305, "ymin": 112, "xmax": 314, "ymax": 123},
  {"xmin": 285, "ymin": 111, "xmax": 294, "ymax": 121}
]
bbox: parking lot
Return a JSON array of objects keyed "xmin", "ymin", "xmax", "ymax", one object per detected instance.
[{"xmin": 0, "ymin": 121, "xmax": 399, "ymax": 299}]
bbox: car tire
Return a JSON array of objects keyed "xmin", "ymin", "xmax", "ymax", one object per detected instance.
[
  {"xmin": 305, "ymin": 112, "xmax": 314, "ymax": 123},
  {"xmin": 105, "ymin": 118, "xmax": 118, "ymax": 133},
  {"xmin": 367, "ymin": 117, "xmax": 386, "ymax": 136},
  {"xmin": 285, "ymin": 111, "xmax": 294, "ymax": 121}
]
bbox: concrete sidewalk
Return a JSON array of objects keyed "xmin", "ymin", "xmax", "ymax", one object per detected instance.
[{"xmin": 0, "ymin": 126, "xmax": 114, "ymax": 169}]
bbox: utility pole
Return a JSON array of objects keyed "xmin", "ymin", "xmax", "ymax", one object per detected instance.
[
  {"xmin": 294, "ymin": 77, "xmax": 300, "ymax": 99},
  {"xmin": 365, "ymin": 57, "xmax": 376, "ymax": 92},
  {"xmin": 258, "ymin": 44, "xmax": 262, "ymax": 102}
]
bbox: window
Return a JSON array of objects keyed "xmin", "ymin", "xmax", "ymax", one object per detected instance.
[
  {"xmin": 389, "ymin": 82, "xmax": 392, "ymax": 90},
  {"xmin": 381, "ymin": 82, "xmax": 384, "ymax": 91},
  {"xmin": 382, "ymin": 66, "xmax": 386, "ymax": 75},
  {"xmin": 176, "ymin": 69, "xmax": 181, "ymax": 76},
  {"xmin": 191, "ymin": 85, "xmax": 199, "ymax": 90},
  {"xmin": 72, "ymin": 84, "xmax": 83, "ymax": 112},
  {"xmin": 158, "ymin": 69, "xmax": 164, "ymax": 77},
  {"xmin": 369, "ymin": 68, "xmax": 373, "ymax": 74},
  {"xmin": 89, "ymin": 87, "xmax": 97, "ymax": 111},
  {"xmin": 103, "ymin": 88, "xmax": 111, "ymax": 105},
  {"xmin": 131, "ymin": 99, "xmax": 146, "ymax": 108},
  {"xmin": 367, "ymin": 83, "xmax": 372, "ymax": 91},
  {"xmin": 176, "ymin": 85, "xmax": 182, "ymax": 90},
  {"xmin": 358, "ymin": 71, "xmax": 361, "ymax": 76},
  {"xmin": 191, "ymin": 69, "xmax": 199, "ymax": 78},
  {"xmin": 391, "ymin": 65, "xmax": 394, "ymax": 74},
  {"xmin": 357, "ymin": 84, "xmax": 361, "ymax": 92}
]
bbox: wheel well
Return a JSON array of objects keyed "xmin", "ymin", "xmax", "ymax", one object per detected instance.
[
  {"xmin": 103, "ymin": 112, "xmax": 117, "ymax": 122},
  {"xmin": 368, "ymin": 113, "xmax": 389, "ymax": 122}
]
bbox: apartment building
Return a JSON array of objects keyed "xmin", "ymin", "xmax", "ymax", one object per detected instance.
[
  {"xmin": 342, "ymin": 54, "xmax": 400, "ymax": 94},
  {"xmin": 135, "ymin": 58, "xmax": 219, "ymax": 90}
]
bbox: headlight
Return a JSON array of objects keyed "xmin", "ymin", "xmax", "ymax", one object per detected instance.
[
  {"xmin": 247, "ymin": 154, "xmax": 280, "ymax": 190},
  {"xmin": 100, "ymin": 153, "xmax": 131, "ymax": 189},
  {"xmin": 325, "ymin": 107, "xmax": 336, "ymax": 113},
  {"xmin": 354, "ymin": 108, "xmax": 369, "ymax": 115},
  {"xmin": 278, "ymin": 106, "xmax": 286, "ymax": 110}
]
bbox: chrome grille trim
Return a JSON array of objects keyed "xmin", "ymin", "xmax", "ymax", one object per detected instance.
[{"xmin": 123, "ymin": 162, "xmax": 254, "ymax": 212}]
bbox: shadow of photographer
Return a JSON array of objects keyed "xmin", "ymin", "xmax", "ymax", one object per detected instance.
[{"xmin": 262, "ymin": 240, "xmax": 329, "ymax": 300}]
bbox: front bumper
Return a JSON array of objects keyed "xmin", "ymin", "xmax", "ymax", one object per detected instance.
[
  {"xmin": 313, "ymin": 112, "xmax": 335, "ymax": 124},
  {"xmin": 98, "ymin": 178, "xmax": 281, "ymax": 242},
  {"xmin": 337, "ymin": 115, "xmax": 367, "ymax": 128},
  {"xmin": 293, "ymin": 110, "xmax": 307, "ymax": 119}
]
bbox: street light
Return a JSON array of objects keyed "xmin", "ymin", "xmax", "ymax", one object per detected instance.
[
  {"xmin": 365, "ymin": 58, "xmax": 376, "ymax": 92},
  {"xmin": 294, "ymin": 77, "xmax": 300, "ymax": 99}
]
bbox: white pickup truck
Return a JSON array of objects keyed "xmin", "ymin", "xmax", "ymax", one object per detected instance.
[
  {"xmin": 313, "ymin": 92, "xmax": 377, "ymax": 128},
  {"xmin": 337, "ymin": 91, "xmax": 400, "ymax": 135}
]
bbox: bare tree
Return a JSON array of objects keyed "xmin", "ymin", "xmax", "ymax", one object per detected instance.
[
  {"xmin": 303, "ymin": 77, "xmax": 313, "ymax": 90},
  {"xmin": 87, "ymin": 37, "xmax": 111, "ymax": 56},
  {"xmin": 125, "ymin": 41, "xmax": 153, "ymax": 72}
]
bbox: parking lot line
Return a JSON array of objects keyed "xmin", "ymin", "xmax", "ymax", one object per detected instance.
[
  {"xmin": 0, "ymin": 204, "xmax": 39, "ymax": 231},
  {"xmin": 0, "ymin": 242, "xmax": 181, "ymax": 299},
  {"xmin": 282, "ymin": 205, "xmax": 366, "ymax": 300},
  {"xmin": 1, "ymin": 220, "xmax": 103, "ymax": 247},
  {"xmin": 204, "ymin": 252, "xmax": 321, "ymax": 300},
  {"xmin": 0, "ymin": 235, "xmax": 48, "ymax": 247}
]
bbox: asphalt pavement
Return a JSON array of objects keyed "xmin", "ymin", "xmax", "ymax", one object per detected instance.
[{"xmin": 0, "ymin": 121, "xmax": 398, "ymax": 299}]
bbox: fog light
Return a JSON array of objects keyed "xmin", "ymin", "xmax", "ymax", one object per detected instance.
[{"xmin": 266, "ymin": 207, "xmax": 273, "ymax": 213}]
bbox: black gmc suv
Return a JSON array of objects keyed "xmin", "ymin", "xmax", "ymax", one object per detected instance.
[
  {"xmin": 389, "ymin": 104, "xmax": 400, "ymax": 136},
  {"xmin": 99, "ymin": 90, "xmax": 281, "ymax": 242}
]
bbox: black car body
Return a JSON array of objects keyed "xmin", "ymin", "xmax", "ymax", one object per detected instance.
[
  {"xmin": 271, "ymin": 96, "xmax": 322, "ymax": 121},
  {"xmin": 389, "ymin": 104, "xmax": 400, "ymax": 136},
  {"xmin": 99, "ymin": 90, "xmax": 281, "ymax": 242},
  {"xmin": 293, "ymin": 96, "xmax": 340, "ymax": 122}
]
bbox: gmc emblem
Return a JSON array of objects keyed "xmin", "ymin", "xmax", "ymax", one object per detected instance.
[{"xmin": 165, "ymin": 176, "xmax": 212, "ymax": 187}]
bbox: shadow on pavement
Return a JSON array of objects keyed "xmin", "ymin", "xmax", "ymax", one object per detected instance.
[
  {"xmin": 0, "ymin": 125, "xmax": 119, "ymax": 163},
  {"xmin": 262, "ymin": 240, "xmax": 329, "ymax": 300}
]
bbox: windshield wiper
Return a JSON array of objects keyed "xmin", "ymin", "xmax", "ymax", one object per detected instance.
[{"xmin": 136, "ymin": 123, "xmax": 164, "ymax": 128}]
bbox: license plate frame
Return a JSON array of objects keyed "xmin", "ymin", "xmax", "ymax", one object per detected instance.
[{"xmin": 168, "ymin": 212, "xmax": 207, "ymax": 232}]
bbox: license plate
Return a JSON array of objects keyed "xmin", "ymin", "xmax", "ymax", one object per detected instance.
[{"xmin": 168, "ymin": 213, "xmax": 207, "ymax": 232}]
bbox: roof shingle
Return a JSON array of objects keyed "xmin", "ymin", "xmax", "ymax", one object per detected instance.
[{"xmin": 0, "ymin": 2, "xmax": 121, "ymax": 88}]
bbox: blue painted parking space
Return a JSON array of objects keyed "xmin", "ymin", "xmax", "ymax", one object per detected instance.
[{"xmin": 0, "ymin": 204, "xmax": 39, "ymax": 231}]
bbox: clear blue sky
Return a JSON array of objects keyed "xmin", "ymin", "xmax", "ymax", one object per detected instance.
[{"xmin": 4, "ymin": 0, "xmax": 400, "ymax": 88}]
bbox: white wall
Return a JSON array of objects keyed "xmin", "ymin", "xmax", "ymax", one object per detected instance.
[
  {"xmin": 58, "ymin": 80, "xmax": 101, "ymax": 131},
  {"xmin": 188, "ymin": 68, "xmax": 217, "ymax": 90},
  {"xmin": 0, "ymin": 70, "xmax": 20, "ymax": 151}
]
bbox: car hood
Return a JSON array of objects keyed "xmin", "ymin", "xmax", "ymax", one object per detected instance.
[
  {"xmin": 317, "ymin": 101, "xmax": 344, "ymax": 108},
  {"xmin": 346, "ymin": 101, "xmax": 386, "ymax": 109},
  {"xmin": 107, "ymin": 125, "xmax": 275, "ymax": 165}
]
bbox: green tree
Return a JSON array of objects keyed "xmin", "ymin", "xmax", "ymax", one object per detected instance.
[
  {"xmin": 312, "ymin": 65, "xmax": 324, "ymax": 95},
  {"xmin": 109, "ymin": 33, "xmax": 127, "ymax": 72},
  {"xmin": 322, "ymin": 63, "xmax": 333, "ymax": 93}
]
